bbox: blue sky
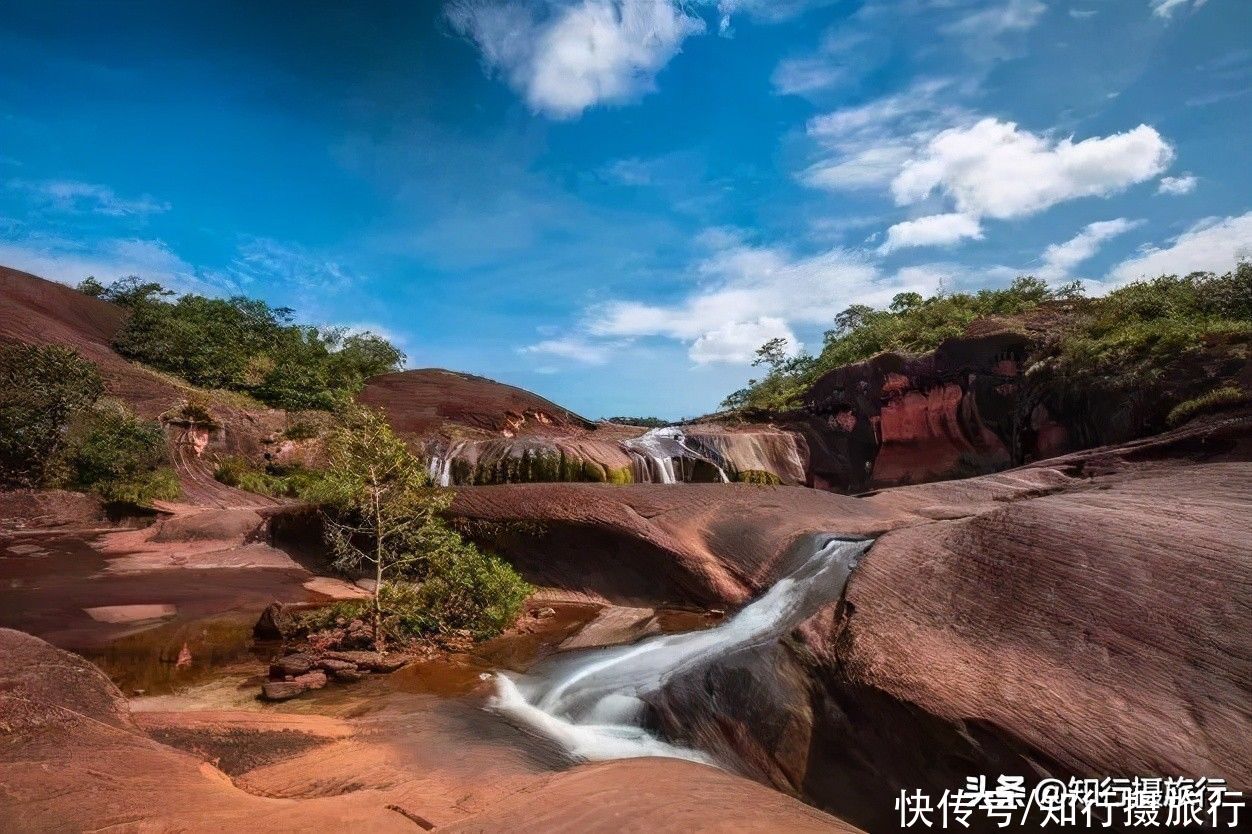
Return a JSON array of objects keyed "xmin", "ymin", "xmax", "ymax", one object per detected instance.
[{"xmin": 1, "ymin": 0, "xmax": 1249, "ymax": 419}]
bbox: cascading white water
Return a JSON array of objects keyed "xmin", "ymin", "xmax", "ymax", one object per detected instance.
[
  {"xmin": 488, "ymin": 535, "xmax": 872, "ymax": 764},
  {"xmin": 427, "ymin": 441, "xmax": 467, "ymax": 487},
  {"xmin": 623, "ymin": 427, "xmax": 730, "ymax": 484}
]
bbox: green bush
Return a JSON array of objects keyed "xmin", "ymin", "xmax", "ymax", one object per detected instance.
[
  {"xmin": 724, "ymin": 276, "xmax": 1063, "ymax": 411},
  {"xmin": 283, "ymin": 419, "xmax": 320, "ymax": 441},
  {"xmin": 62, "ymin": 402, "xmax": 181, "ymax": 504},
  {"xmin": 408, "ymin": 545, "xmax": 532, "ymax": 639},
  {"xmin": 1167, "ymin": 386, "xmax": 1250, "ymax": 427},
  {"xmin": 722, "ymin": 265, "xmax": 1252, "ymax": 416},
  {"xmin": 214, "ymin": 456, "xmax": 323, "ymax": 499},
  {"xmin": 91, "ymin": 276, "xmax": 404, "ymax": 411},
  {"xmin": 605, "ymin": 416, "xmax": 669, "ymax": 428},
  {"xmin": 0, "ymin": 343, "xmax": 104, "ymax": 488}
]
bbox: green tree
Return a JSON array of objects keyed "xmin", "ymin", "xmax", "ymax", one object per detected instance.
[
  {"xmin": 62, "ymin": 401, "xmax": 180, "ymax": 504},
  {"xmin": 96, "ymin": 276, "xmax": 406, "ymax": 410},
  {"xmin": 753, "ymin": 337, "xmax": 791, "ymax": 372},
  {"xmin": 0, "ymin": 344, "xmax": 103, "ymax": 487},
  {"xmin": 313, "ymin": 406, "xmax": 528, "ymax": 648},
  {"xmin": 77, "ymin": 276, "xmax": 106, "ymax": 298}
]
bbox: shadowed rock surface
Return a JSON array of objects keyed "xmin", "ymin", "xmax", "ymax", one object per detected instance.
[
  {"xmin": 448, "ymin": 415, "xmax": 1252, "ymax": 830},
  {"xmin": 780, "ymin": 312, "xmax": 1251, "ymax": 493}
]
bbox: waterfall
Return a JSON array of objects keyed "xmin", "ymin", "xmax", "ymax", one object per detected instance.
[
  {"xmin": 623, "ymin": 427, "xmax": 730, "ymax": 484},
  {"xmin": 488, "ymin": 535, "xmax": 872, "ymax": 764},
  {"xmin": 427, "ymin": 441, "xmax": 467, "ymax": 487}
]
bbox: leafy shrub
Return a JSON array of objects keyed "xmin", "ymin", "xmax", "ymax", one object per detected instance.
[
  {"xmin": 0, "ymin": 344, "xmax": 104, "ymax": 488},
  {"xmin": 90, "ymin": 276, "xmax": 404, "ymax": 411},
  {"xmin": 1166, "ymin": 386, "xmax": 1250, "ymax": 428},
  {"xmin": 283, "ymin": 419, "xmax": 320, "ymax": 441},
  {"xmin": 408, "ymin": 545, "xmax": 532, "ymax": 639},
  {"xmin": 61, "ymin": 402, "xmax": 181, "ymax": 504},
  {"xmin": 605, "ymin": 416, "xmax": 670, "ymax": 428},
  {"xmin": 214, "ymin": 456, "xmax": 322, "ymax": 498},
  {"xmin": 294, "ymin": 598, "xmax": 369, "ymax": 633},
  {"xmin": 724, "ymin": 276, "xmax": 1063, "ymax": 411}
]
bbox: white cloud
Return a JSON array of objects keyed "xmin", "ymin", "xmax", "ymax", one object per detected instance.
[
  {"xmin": 1108, "ymin": 212, "xmax": 1252, "ymax": 284},
  {"xmin": 772, "ymin": 57, "xmax": 848, "ymax": 96},
  {"xmin": 1151, "ymin": 0, "xmax": 1208, "ymax": 20},
  {"xmin": 447, "ymin": 0, "xmax": 704, "ymax": 118},
  {"xmin": 1069, "ymin": 8, "xmax": 1098, "ymax": 19},
  {"xmin": 1157, "ymin": 173, "xmax": 1198, "ymax": 195},
  {"xmin": 519, "ymin": 335, "xmax": 616, "ymax": 365},
  {"xmin": 880, "ymin": 213, "xmax": 983, "ymax": 253},
  {"xmin": 771, "ymin": 28, "xmax": 867, "ymax": 96},
  {"xmin": 586, "ymin": 237, "xmax": 942, "ymax": 364},
  {"xmin": 941, "ymin": 0, "xmax": 1046, "ymax": 38},
  {"xmin": 600, "ymin": 157, "xmax": 658, "ymax": 186},
  {"xmin": 0, "ymin": 234, "xmax": 232, "ymax": 296},
  {"xmin": 228, "ymin": 237, "xmax": 357, "ymax": 290},
  {"xmin": 893, "ymin": 118, "xmax": 1174, "ymax": 220},
  {"xmin": 802, "ymin": 79, "xmax": 970, "ymax": 191},
  {"xmin": 8, "ymin": 179, "xmax": 170, "ymax": 217},
  {"xmin": 689, "ymin": 317, "xmax": 799, "ymax": 364},
  {"xmin": 1037, "ymin": 218, "xmax": 1142, "ymax": 281}
]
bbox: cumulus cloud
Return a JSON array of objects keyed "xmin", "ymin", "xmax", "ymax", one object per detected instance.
[
  {"xmin": 447, "ymin": 0, "xmax": 704, "ymax": 118},
  {"xmin": 519, "ymin": 335, "xmax": 616, "ymax": 365},
  {"xmin": 8, "ymin": 179, "xmax": 170, "ymax": 217},
  {"xmin": 880, "ymin": 213, "xmax": 983, "ymax": 253},
  {"xmin": 1150, "ymin": 0, "xmax": 1208, "ymax": 20},
  {"xmin": 1108, "ymin": 212, "xmax": 1252, "ymax": 285},
  {"xmin": 1157, "ymin": 173, "xmax": 1198, "ymax": 195},
  {"xmin": 892, "ymin": 118, "xmax": 1174, "ymax": 220},
  {"xmin": 801, "ymin": 79, "xmax": 969, "ymax": 191},
  {"xmin": 1037, "ymin": 218, "xmax": 1142, "ymax": 281},
  {"xmin": 586, "ymin": 237, "xmax": 942, "ymax": 364},
  {"xmin": 689, "ymin": 317, "xmax": 799, "ymax": 364}
]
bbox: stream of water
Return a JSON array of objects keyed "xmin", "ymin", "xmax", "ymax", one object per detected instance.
[
  {"xmin": 488, "ymin": 534, "xmax": 872, "ymax": 764},
  {"xmin": 623, "ymin": 426, "xmax": 730, "ymax": 484}
]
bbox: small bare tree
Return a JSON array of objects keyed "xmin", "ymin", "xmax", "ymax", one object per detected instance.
[{"xmin": 314, "ymin": 405, "xmax": 448, "ymax": 650}]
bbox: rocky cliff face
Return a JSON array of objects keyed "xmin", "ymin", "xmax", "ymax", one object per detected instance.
[
  {"xmin": 783, "ymin": 315, "xmax": 1251, "ymax": 493},
  {"xmin": 785, "ymin": 329, "xmax": 1058, "ymax": 493},
  {"xmin": 361, "ymin": 368, "xmax": 810, "ymax": 486}
]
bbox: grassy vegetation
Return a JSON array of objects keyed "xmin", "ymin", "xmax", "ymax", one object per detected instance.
[
  {"xmin": 723, "ymin": 276, "xmax": 1071, "ymax": 411},
  {"xmin": 723, "ymin": 266, "xmax": 1251, "ymax": 421},
  {"xmin": 79, "ymin": 275, "xmax": 405, "ymax": 411},
  {"xmin": 1, "ymin": 343, "xmax": 179, "ymax": 504},
  {"xmin": 1167, "ymin": 386, "xmax": 1251, "ymax": 428},
  {"xmin": 213, "ymin": 456, "xmax": 323, "ymax": 499}
]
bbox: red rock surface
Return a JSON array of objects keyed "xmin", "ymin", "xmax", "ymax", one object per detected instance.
[
  {"xmin": 451, "ymin": 483, "xmax": 904, "ymax": 605},
  {"xmin": 1, "ymin": 266, "xmax": 288, "ymax": 500},
  {"xmin": 439, "ymin": 758, "xmax": 859, "ymax": 833},
  {"xmin": 359, "ymin": 367, "xmax": 595, "ymax": 438},
  {"xmin": 0, "ymin": 627, "xmax": 857, "ymax": 833}
]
